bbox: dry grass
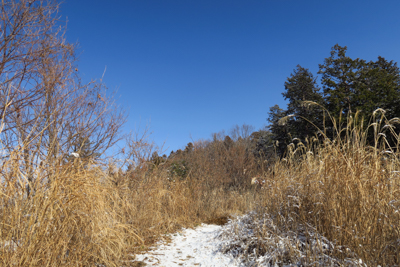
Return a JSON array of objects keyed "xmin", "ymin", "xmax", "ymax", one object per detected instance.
[
  {"xmin": 243, "ymin": 111, "xmax": 400, "ymax": 265},
  {"xmin": 1, "ymin": 111, "xmax": 399, "ymax": 266},
  {"xmin": 113, "ymin": 165, "xmax": 264, "ymax": 251},
  {"xmin": 0, "ymin": 157, "xmax": 141, "ymax": 266},
  {"xmin": 0, "ymin": 136, "xmax": 265, "ymax": 266}
]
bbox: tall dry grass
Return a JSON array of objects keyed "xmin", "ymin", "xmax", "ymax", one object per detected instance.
[
  {"xmin": 250, "ymin": 110, "xmax": 400, "ymax": 265},
  {"xmin": 0, "ymin": 129, "xmax": 267, "ymax": 266},
  {"xmin": 112, "ymin": 137, "xmax": 268, "ymax": 251},
  {"xmin": 2, "ymin": 110, "xmax": 399, "ymax": 266},
  {"xmin": 0, "ymin": 154, "xmax": 142, "ymax": 266}
]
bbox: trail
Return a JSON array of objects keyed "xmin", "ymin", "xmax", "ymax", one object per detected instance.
[
  {"xmin": 133, "ymin": 212, "xmax": 365, "ymax": 267},
  {"xmin": 134, "ymin": 224, "xmax": 239, "ymax": 267}
]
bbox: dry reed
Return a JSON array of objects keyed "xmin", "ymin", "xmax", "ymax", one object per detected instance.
[
  {"xmin": 247, "ymin": 111, "xmax": 400, "ymax": 265},
  {"xmin": 1, "ymin": 111, "xmax": 399, "ymax": 266}
]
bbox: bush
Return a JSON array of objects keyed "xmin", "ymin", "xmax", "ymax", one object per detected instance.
[{"xmin": 168, "ymin": 160, "xmax": 190, "ymax": 180}]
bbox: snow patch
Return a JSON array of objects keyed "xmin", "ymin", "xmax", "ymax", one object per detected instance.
[{"xmin": 134, "ymin": 224, "xmax": 240, "ymax": 266}]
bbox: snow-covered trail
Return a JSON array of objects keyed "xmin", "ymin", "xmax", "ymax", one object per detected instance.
[
  {"xmin": 133, "ymin": 212, "xmax": 365, "ymax": 267},
  {"xmin": 134, "ymin": 224, "xmax": 240, "ymax": 267}
]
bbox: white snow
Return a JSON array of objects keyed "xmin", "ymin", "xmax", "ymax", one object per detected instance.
[
  {"xmin": 133, "ymin": 212, "xmax": 366, "ymax": 267},
  {"xmin": 134, "ymin": 224, "xmax": 240, "ymax": 267},
  {"xmin": 70, "ymin": 152, "xmax": 80, "ymax": 158}
]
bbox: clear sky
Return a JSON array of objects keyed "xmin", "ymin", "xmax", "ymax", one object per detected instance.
[{"xmin": 60, "ymin": 0, "xmax": 400, "ymax": 155}]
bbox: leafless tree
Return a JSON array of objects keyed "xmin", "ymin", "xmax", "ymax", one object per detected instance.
[
  {"xmin": 229, "ymin": 123, "xmax": 255, "ymax": 142},
  {"xmin": 0, "ymin": 0, "xmax": 126, "ymax": 196}
]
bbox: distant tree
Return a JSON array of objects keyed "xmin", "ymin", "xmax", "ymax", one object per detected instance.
[
  {"xmin": 229, "ymin": 124, "xmax": 255, "ymax": 141},
  {"xmin": 168, "ymin": 160, "xmax": 189, "ymax": 181},
  {"xmin": 282, "ymin": 65, "xmax": 324, "ymax": 141},
  {"xmin": 267, "ymin": 105, "xmax": 290, "ymax": 157},
  {"xmin": 319, "ymin": 45, "xmax": 400, "ymax": 118},
  {"xmin": 250, "ymin": 130, "xmax": 274, "ymax": 158},
  {"xmin": 223, "ymin": 136, "xmax": 234, "ymax": 150},
  {"xmin": 150, "ymin": 151, "xmax": 165, "ymax": 168},
  {"xmin": 211, "ymin": 131, "xmax": 226, "ymax": 142},
  {"xmin": 184, "ymin": 142, "xmax": 194, "ymax": 154}
]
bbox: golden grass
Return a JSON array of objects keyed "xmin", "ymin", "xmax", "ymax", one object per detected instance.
[
  {"xmin": 0, "ymin": 159, "xmax": 140, "ymax": 266},
  {"xmin": 0, "ymin": 146, "xmax": 264, "ymax": 266},
  {"xmin": 0, "ymin": 111, "xmax": 399, "ymax": 266},
  {"xmin": 252, "ymin": 111, "xmax": 400, "ymax": 265}
]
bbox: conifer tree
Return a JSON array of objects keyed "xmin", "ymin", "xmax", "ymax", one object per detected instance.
[
  {"xmin": 282, "ymin": 65, "xmax": 323, "ymax": 142},
  {"xmin": 267, "ymin": 44, "xmax": 400, "ymax": 155},
  {"xmin": 318, "ymin": 44, "xmax": 364, "ymax": 117},
  {"xmin": 267, "ymin": 105, "xmax": 289, "ymax": 157},
  {"xmin": 318, "ymin": 44, "xmax": 400, "ymax": 138},
  {"xmin": 355, "ymin": 56, "xmax": 400, "ymax": 120}
]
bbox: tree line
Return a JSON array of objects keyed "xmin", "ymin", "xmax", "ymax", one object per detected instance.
[
  {"xmin": 139, "ymin": 44, "xmax": 400, "ymax": 182},
  {"xmin": 264, "ymin": 44, "xmax": 400, "ymax": 157}
]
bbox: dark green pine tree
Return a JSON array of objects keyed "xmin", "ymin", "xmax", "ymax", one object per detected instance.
[
  {"xmin": 250, "ymin": 129, "xmax": 275, "ymax": 159},
  {"xmin": 267, "ymin": 104, "xmax": 290, "ymax": 157},
  {"xmin": 282, "ymin": 65, "xmax": 324, "ymax": 142},
  {"xmin": 355, "ymin": 56, "xmax": 400, "ymax": 120},
  {"xmin": 318, "ymin": 44, "xmax": 365, "ymax": 118},
  {"xmin": 356, "ymin": 56, "xmax": 400, "ymax": 146},
  {"xmin": 319, "ymin": 44, "xmax": 400, "ymax": 142}
]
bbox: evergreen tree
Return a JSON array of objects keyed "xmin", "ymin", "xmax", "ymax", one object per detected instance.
[
  {"xmin": 267, "ymin": 105, "xmax": 289, "ymax": 157},
  {"xmin": 355, "ymin": 56, "xmax": 400, "ymax": 120},
  {"xmin": 267, "ymin": 44, "xmax": 400, "ymax": 155},
  {"xmin": 184, "ymin": 142, "xmax": 194, "ymax": 153},
  {"xmin": 282, "ymin": 65, "xmax": 323, "ymax": 142},
  {"xmin": 318, "ymin": 44, "xmax": 400, "ymax": 138},
  {"xmin": 250, "ymin": 130, "xmax": 274, "ymax": 158},
  {"xmin": 318, "ymin": 44, "xmax": 364, "ymax": 117},
  {"xmin": 223, "ymin": 136, "xmax": 234, "ymax": 150}
]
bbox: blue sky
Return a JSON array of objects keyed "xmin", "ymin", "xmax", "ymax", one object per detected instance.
[{"xmin": 60, "ymin": 0, "xmax": 400, "ymax": 155}]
